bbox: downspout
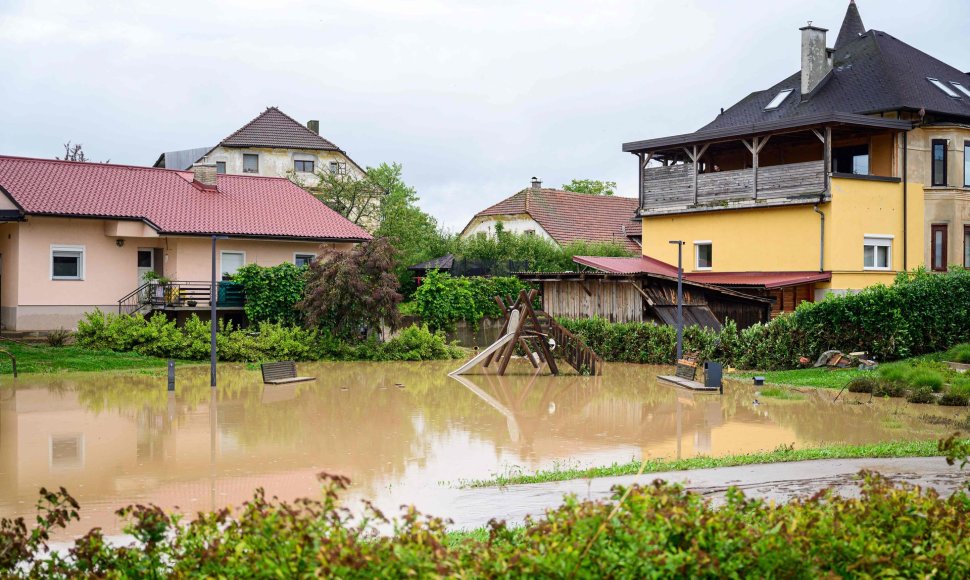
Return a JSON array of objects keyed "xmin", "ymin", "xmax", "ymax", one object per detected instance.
[
  {"xmin": 902, "ymin": 131, "xmax": 908, "ymax": 271},
  {"xmin": 813, "ymin": 204, "xmax": 825, "ymax": 272}
]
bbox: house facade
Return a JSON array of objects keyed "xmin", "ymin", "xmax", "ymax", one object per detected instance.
[
  {"xmin": 0, "ymin": 156, "xmax": 371, "ymax": 331},
  {"xmin": 623, "ymin": 1, "xmax": 969, "ymax": 305},
  {"xmin": 461, "ymin": 178, "xmax": 642, "ymax": 253},
  {"xmin": 154, "ymin": 107, "xmax": 366, "ymax": 182}
]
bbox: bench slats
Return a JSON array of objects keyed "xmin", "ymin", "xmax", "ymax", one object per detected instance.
[{"xmin": 261, "ymin": 361, "xmax": 315, "ymax": 385}]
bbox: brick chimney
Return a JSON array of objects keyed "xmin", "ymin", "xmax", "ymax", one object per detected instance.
[
  {"xmin": 800, "ymin": 23, "xmax": 832, "ymax": 96},
  {"xmin": 192, "ymin": 162, "xmax": 218, "ymax": 189},
  {"xmin": 307, "ymin": 120, "xmax": 320, "ymax": 134},
  {"xmin": 530, "ymin": 177, "xmax": 542, "ymax": 190}
]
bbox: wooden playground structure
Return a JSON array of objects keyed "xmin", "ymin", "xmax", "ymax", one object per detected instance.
[{"xmin": 451, "ymin": 289, "xmax": 603, "ymax": 376}]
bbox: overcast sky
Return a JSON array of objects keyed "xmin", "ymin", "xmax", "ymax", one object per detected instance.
[{"xmin": 1, "ymin": 0, "xmax": 968, "ymax": 231}]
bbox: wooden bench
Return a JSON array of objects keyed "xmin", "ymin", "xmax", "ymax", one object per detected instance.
[
  {"xmin": 674, "ymin": 359, "xmax": 697, "ymax": 381},
  {"xmin": 260, "ymin": 361, "xmax": 316, "ymax": 385}
]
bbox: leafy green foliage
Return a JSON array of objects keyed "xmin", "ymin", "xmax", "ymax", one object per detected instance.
[
  {"xmin": 300, "ymin": 238, "xmax": 403, "ymax": 339},
  {"xmin": 233, "ymin": 263, "xmax": 307, "ymax": 325},
  {"xmin": 412, "ymin": 271, "xmax": 534, "ymax": 331},
  {"xmin": 945, "ymin": 343, "xmax": 970, "ymax": 364},
  {"xmin": 6, "ymin": 467, "xmax": 970, "ymax": 577},
  {"xmin": 561, "ymin": 178, "xmax": 617, "ymax": 196},
  {"xmin": 301, "ymin": 166, "xmax": 384, "ymax": 228},
  {"xmin": 74, "ymin": 310, "xmax": 460, "ymax": 363}
]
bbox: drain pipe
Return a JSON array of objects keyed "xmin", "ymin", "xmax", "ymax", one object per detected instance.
[
  {"xmin": 902, "ymin": 131, "xmax": 908, "ymax": 272},
  {"xmin": 813, "ymin": 204, "xmax": 825, "ymax": 273}
]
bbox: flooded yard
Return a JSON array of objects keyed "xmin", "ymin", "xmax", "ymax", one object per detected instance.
[{"xmin": 0, "ymin": 360, "xmax": 963, "ymax": 537}]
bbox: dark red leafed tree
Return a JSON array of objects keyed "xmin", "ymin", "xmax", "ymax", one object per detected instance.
[{"xmin": 299, "ymin": 238, "xmax": 403, "ymax": 338}]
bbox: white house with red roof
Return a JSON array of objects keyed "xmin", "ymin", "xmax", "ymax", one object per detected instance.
[{"xmin": 0, "ymin": 156, "xmax": 371, "ymax": 331}]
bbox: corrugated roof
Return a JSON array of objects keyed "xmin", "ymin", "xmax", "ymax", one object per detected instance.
[
  {"xmin": 573, "ymin": 255, "xmax": 679, "ymax": 277},
  {"xmin": 468, "ymin": 188, "xmax": 641, "ymax": 252},
  {"xmin": 153, "ymin": 146, "xmax": 213, "ymax": 170},
  {"xmin": 408, "ymin": 254, "xmax": 455, "ymax": 271},
  {"xmin": 0, "ymin": 156, "xmax": 372, "ymax": 241},
  {"xmin": 572, "ymin": 256, "xmax": 831, "ymax": 289},
  {"xmin": 219, "ymin": 107, "xmax": 341, "ymax": 151}
]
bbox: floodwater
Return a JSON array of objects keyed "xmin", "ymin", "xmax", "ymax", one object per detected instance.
[{"xmin": 0, "ymin": 360, "xmax": 964, "ymax": 537}]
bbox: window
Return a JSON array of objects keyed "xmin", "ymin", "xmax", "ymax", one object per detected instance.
[
  {"xmin": 833, "ymin": 144, "xmax": 870, "ymax": 175},
  {"xmin": 928, "ymin": 77, "xmax": 960, "ymax": 97},
  {"xmin": 328, "ymin": 161, "xmax": 347, "ymax": 175},
  {"xmin": 863, "ymin": 235, "xmax": 892, "ymax": 270},
  {"xmin": 764, "ymin": 89, "xmax": 794, "ymax": 110},
  {"xmin": 51, "ymin": 245, "xmax": 84, "ymax": 280},
  {"xmin": 694, "ymin": 241, "xmax": 712, "ymax": 270},
  {"xmin": 215, "ymin": 161, "xmax": 226, "ymax": 174},
  {"xmin": 932, "ymin": 139, "xmax": 948, "ymax": 186},
  {"xmin": 220, "ymin": 251, "xmax": 245, "ymax": 279},
  {"xmin": 951, "ymin": 82, "xmax": 970, "ymax": 98},
  {"xmin": 931, "ymin": 224, "xmax": 948, "ymax": 271},
  {"xmin": 964, "ymin": 225, "xmax": 970, "ymax": 268},
  {"xmin": 964, "ymin": 141, "xmax": 970, "ymax": 187},
  {"xmin": 243, "ymin": 154, "xmax": 259, "ymax": 174},
  {"xmin": 294, "ymin": 160, "xmax": 314, "ymax": 173},
  {"xmin": 524, "ymin": 229, "xmax": 536, "ymax": 236},
  {"xmin": 294, "ymin": 253, "xmax": 315, "ymax": 267}
]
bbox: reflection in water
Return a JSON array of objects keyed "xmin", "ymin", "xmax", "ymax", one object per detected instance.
[{"xmin": 0, "ymin": 360, "xmax": 962, "ymax": 537}]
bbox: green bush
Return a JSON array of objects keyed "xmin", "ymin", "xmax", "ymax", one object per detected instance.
[
  {"xmin": 6, "ymin": 470, "xmax": 970, "ymax": 577},
  {"xmin": 412, "ymin": 271, "xmax": 533, "ymax": 331},
  {"xmin": 872, "ymin": 380, "xmax": 908, "ymax": 398},
  {"xmin": 908, "ymin": 368, "xmax": 945, "ymax": 392},
  {"xmin": 377, "ymin": 324, "xmax": 464, "ymax": 361},
  {"xmin": 945, "ymin": 343, "xmax": 970, "ymax": 364},
  {"xmin": 906, "ymin": 386, "xmax": 936, "ymax": 404},
  {"xmin": 846, "ymin": 376, "xmax": 879, "ymax": 393},
  {"xmin": 233, "ymin": 263, "xmax": 307, "ymax": 325}
]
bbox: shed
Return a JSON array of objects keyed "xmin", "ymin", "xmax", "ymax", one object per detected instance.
[{"xmin": 514, "ymin": 272, "xmax": 771, "ymax": 330}]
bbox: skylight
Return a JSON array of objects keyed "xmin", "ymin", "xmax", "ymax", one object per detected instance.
[
  {"xmin": 928, "ymin": 77, "xmax": 959, "ymax": 98},
  {"xmin": 950, "ymin": 82, "xmax": 970, "ymax": 98},
  {"xmin": 764, "ymin": 89, "xmax": 794, "ymax": 111}
]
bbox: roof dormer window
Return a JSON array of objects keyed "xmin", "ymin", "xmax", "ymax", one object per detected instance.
[
  {"xmin": 949, "ymin": 82, "xmax": 970, "ymax": 98},
  {"xmin": 764, "ymin": 89, "xmax": 794, "ymax": 111},
  {"xmin": 928, "ymin": 77, "xmax": 959, "ymax": 98}
]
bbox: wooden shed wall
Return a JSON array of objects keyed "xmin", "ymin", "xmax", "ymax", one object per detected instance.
[{"xmin": 541, "ymin": 280, "xmax": 643, "ymax": 323}]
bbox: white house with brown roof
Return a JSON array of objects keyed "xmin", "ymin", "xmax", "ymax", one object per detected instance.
[
  {"xmin": 153, "ymin": 107, "xmax": 366, "ymax": 182},
  {"xmin": 461, "ymin": 178, "xmax": 642, "ymax": 253},
  {"xmin": 0, "ymin": 156, "xmax": 370, "ymax": 331}
]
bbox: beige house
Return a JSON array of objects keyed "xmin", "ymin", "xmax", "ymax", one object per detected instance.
[
  {"xmin": 153, "ymin": 107, "xmax": 366, "ymax": 182},
  {"xmin": 0, "ymin": 155, "xmax": 370, "ymax": 331}
]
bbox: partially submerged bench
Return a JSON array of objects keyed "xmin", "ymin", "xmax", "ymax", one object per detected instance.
[
  {"xmin": 658, "ymin": 358, "xmax": 718, "ymax": 392},
  {"xmin": 261, "ymin": 361, "xmax": 315, "ymax": 385}
]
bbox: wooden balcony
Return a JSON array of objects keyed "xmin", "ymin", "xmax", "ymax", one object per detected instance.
[{"xmin": 640, "ymin": 160, "xmax": 827, "ymax": 216}]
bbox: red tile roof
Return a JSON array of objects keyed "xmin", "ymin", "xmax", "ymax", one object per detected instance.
[
  {"xmin": 468, "ymin": 188, "xmax": 641, "ymax": 252},
  {"xmin": 574, "ymin": 256, "xmax": 830, "ymax": 289},
  {"xmin": 219, "ymin": 107, "xmax": 340, "ymax": 151},
  {"xmin": 0, "ymin": 156, "xmax": 372, "ymax": 241}
]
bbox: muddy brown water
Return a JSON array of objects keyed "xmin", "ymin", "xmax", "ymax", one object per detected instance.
[{"xmin": 0, "ymin": 360, "xmax": 963, "ymax": 537}]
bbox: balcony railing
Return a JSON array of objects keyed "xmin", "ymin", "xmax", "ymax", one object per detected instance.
[
  {"xmin": 118, "ymin": 281, "xmax": 245, "ymax": 316},
  {"xmin": 640, "ymin": 160, "xmax": 826, "ymax": 215}
]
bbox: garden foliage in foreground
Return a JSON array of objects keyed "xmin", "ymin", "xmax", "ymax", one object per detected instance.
[
  {"xmin": 4, "ymin": 466, "xmax": 969, "ymax": 578},
  {"xmin": 74, "ymin": 310, "xmax": 462, "ymax": 362},
  {"xmin": 561, "ymin": 268, "xmax": 970, "ymax": 370}
]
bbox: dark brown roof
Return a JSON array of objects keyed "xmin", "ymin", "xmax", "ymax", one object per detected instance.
[
  {"xmin": 219, "ymin": 107, "xmax": 341, "ymax": 151},
  {"xmin": 467, "ymin": 188, "xmax": 641, "ymax": 252},
  {"xmin": 834, "ymin": 1, "xmax": 866, "ymax": 50}
]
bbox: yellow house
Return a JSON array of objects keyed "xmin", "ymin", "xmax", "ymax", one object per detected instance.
[{"xmin": 620, "ymin": 1, "xmax": 970, "ymax": 313}]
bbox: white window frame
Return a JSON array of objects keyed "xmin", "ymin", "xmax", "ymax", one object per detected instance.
[
  {"xmin": 863, "ymin": 234, "xmax": 893, "ymax": 271},
  {"xmin": 219, "ymin": 251, "xmax": 246, "ymax": 278},
  {"xmin": 950, "ymin": 82, "xmax": 970, "ymax": 98},
  {"xmin": 50, "ymin": 244, "xmax": 85, "ymax": 281},
  {"xmin": 694, "ymin": 240, "xmax": 713, "ymax": 271},
  {"xmin": 764, "ymin": 88, "xmax": 794, "ymax": 110},
  {"xmin": 928, "ymin": 77, "xmax": 960, "ymax": 98},
  {"xmin": 294, "ymin": 252, "xmax": 315, "ymax": 267}
]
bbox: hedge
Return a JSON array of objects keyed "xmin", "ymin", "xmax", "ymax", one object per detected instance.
[
  {"xmin": 412, "ymin": 271, "xmax": 534, "ymax": 331},
  {"xmin": 560, "ymin": 269, "xmax": 970, "ymax": 370}
]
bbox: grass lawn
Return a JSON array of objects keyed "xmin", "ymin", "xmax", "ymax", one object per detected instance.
[
  {"xmin": 731, "ymin": 367, "xmax": 869, "ymax": 389},
  {"xmin": 0, "ymin": 340, "xmax": 185, "ymax": 374},
  {"xmin": 460, "ymin": 439, "xmax": 954, "ymax": 488}
]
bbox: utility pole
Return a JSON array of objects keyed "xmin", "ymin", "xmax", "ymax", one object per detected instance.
[
  {"xmin": 210, "ymin": 235, "xmax": 228, "ymax": 387},
  {"xmin": 668, "ymin": 240, "xmax": 684, "ymax": 360}
]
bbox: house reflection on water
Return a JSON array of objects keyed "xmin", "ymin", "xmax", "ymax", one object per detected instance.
[{"xmin": 0, "ymin": 361, "xmax": 959, "ymax": 537}]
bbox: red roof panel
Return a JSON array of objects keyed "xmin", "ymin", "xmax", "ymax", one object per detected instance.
[
  {"xmin": 0, "ymin": 156, "xmax": 371, "ymax": 241},
  {"xmin": 574, "ymin": 256, "xmax": 830, "ymax": 289},
  {"xmin": 573, "ymin": 255, "xmax": 679, "ymax": 277}
]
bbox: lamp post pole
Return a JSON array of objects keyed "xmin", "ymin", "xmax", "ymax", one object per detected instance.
[
  {"xmin": 210, "ymin": 235, "xmax": 218, "ymax": 387},
  {"xmin": 668, "ymin": 240, "xmax": 684, "ymax": 361}
]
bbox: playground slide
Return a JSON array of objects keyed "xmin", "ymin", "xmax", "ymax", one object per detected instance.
[{"xmin": 450, "ymin": 310, "xmax": 519, "ymax": 375}]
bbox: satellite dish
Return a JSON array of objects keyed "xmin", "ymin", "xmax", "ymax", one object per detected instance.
[{"xmin": 548, "ymin": 338, "xmax": 557, "ymax": 351}]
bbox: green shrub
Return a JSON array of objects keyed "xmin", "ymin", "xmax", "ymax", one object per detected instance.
[
  {"xmin": 45, "ymin": 328, "xmax": 71, "ymax": 347},
  {"xmin": 412, "ymin": 271, "xmax": 533, "ymax": 332},
  {"xmin": 906, "ymin": 387, "xmax": 936, "ymax": 404},
  {"xmin": 233, "ymin": 263, "xmax": 307, "ymax": 325},
  {"xmin": 872, "ymin": 380, "xmax": 907, "ymax": 398},
  {"xmin": 938, "ymin": 392, "xmax": 970, "ymax": 406},
  {"xmin": 908, "ymin": 368, "xmax": 946, "ymax": 392},
  {"xmin": 846, "ymin": 376, "xmax": 879, "ymax": 393},
  {"xmin": 6, "ymin": 470, "xmax": 970, "ymax": 577},
  {"xmin": 945, "ymin": 343, "xmax": 970, "ymax": 364},
  {"xmin": 877, "ymin": 362, "xmax": 911, "ymax": 383},
  {"xmin": 378, "ymin": 324, "xmax": 464, "ymax": 361}
]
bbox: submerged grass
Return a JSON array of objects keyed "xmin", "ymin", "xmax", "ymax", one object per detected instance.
[
  {"xmin": 757, "ymin": 386, "xmax": 805, "ymax": 400},
  {"xmin": 460, "ymin": 439, "xmax": 947, "ymax": 488},
  {"xmin": 0, "ymin": 340, "xmax": 183, "ymax": 374},
  {"xmin": 733, "ymin": 367, "xmax": 868, "ymax": 389}
]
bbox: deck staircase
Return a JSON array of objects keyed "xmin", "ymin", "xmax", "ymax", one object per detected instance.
[{"xmin": 117, "ymin": 281, "xmax": 245, "ymax": 316}]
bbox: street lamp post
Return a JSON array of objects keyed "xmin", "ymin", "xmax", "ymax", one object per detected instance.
[
  {"xmin": 210, "ymin": 235, "xmax": 229, "ymax": 387},
  {"xmin": 668, "ymin": 240, "xmax": 684, "ymax": 360}
]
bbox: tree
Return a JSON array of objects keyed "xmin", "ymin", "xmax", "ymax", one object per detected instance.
[
  {"xmin": 562, "ymin": 179, "xmax": 617, "ymax": 196},
  {"xmin": 299, "ymin": 238, "xmax": 402, "ymax": 338},
  {"xmin": 57, "ymin": 141, "xmax": 109, "ymax": 163},
  {"xmin": 302, "ymin": 169, "xmax": 384, "ymax": 230}
]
